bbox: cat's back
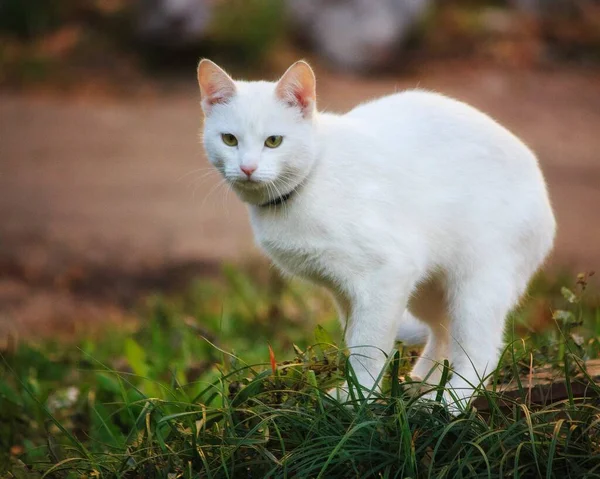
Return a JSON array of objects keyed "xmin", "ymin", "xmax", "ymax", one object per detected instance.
[
  {"xmin": 326, "ymin": 88, "xmax": 553, "ymax": 243},
  {"xmin": 346, "ymin": 89, "xmax": 484, "ymax": 121},
  {"xmin": 340, "ymin": 88, "xmax": 542, "ymax": 185},
  {"xmin": 345, "ymin": 89, "xmax": 521, "ymax": 150}
]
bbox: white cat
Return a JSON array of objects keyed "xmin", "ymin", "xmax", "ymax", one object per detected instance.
[{"xmin": 197, "ymin": 59, "xmax": 556, "ymax": 409}]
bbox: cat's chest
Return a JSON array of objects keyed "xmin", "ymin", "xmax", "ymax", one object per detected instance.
[{"xmin": 249, "ymin": 207, "xmax": 361, "ymax": 286}]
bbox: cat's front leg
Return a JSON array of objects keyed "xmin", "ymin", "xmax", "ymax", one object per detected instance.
[{"xmin": 333, "ymin": 272, "xmax": 414, "ymax": 402}]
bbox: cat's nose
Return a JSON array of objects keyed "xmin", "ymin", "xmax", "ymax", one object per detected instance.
[{"xmin": 240, "ymin": 165, "xmax": 257, "ymax": 177}]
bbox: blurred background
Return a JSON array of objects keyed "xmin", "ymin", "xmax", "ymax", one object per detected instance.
[{"xmin": 1, "ymin": 0, "xmax": 599, "ymax": 340}]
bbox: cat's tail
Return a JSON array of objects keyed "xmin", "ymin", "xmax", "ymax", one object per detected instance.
[{"xmin": 396, "ymin": 311, "xmax": 429, "ymax": 345}]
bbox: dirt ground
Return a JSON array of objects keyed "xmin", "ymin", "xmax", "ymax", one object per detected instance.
[{"xmin": 1, "ymin": 61, "xmax": 599, "ymax": 338}]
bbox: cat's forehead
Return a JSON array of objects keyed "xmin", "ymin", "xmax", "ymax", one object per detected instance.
[
  {"xmin": 208, "ymin": 80, "xmax": 300, "ymax": 133},
  {"xmin": 234, "ymin": 81, "xmax": 280, "ymax": 113},
  {"xmin": 235, "ymin": 80, "xmax": 276, "ymax": 99}
]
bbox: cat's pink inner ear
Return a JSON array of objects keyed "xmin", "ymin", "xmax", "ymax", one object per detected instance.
[
  {"xmin": 197, "ymin": 59, "xmax": 236, "ymax": 112},
  {"xmin": 275, "ymin": 61, "xmax": 316, "ymax": 118}
]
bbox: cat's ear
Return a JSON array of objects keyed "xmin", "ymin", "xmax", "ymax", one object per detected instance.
[
  {"xmin": 275, "ymin": 60, "xmax": 316, "ymax": 118},
  {"xmin": 197, "ymin": 59, "xmax": 236, "ymax": 114}
]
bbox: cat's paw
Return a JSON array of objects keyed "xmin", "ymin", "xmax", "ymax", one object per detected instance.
[
  {"xmin": 428, "ymin": 388, "xmax": 472, "ymax": 416},
  {"xmin": 328, "ymin": 383, "xmax": 351, "ymax": 403},
  {"xmin": 442, "ymin": 386, "xmax": 473, "ymax": 416},
  {"xmin": 407, "ymin": 379, "xmax": 472, "ymax": 416},
  {"xmin": 327, "ymin": 381, "xmax": 379, "ymax": 405},
  {"xmin": 404, "ymin": 375, "xmax": 428, "ymax": 397}
]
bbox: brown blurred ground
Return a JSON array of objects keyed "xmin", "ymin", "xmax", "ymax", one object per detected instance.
[{"xmin": 1, "ymin": 60, "xmax": 599, "ymax": 337}]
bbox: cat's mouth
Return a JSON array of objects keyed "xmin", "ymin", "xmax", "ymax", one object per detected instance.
[{"xmin": 229, "ymin": 178, "xmax": 265, "ymax": 190}]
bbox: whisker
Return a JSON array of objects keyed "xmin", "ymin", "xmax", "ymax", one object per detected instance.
[
  {"xmin": 189, "ymin": 174, "xmax": 214, "ymax": 199},
  {"xmin": 222, "ymin": 181, "xmax": 233, "ymax": 218},
  {"xmin": 270, "ymin": 180, "xmax": 288, "ymax": 216},
  {"xmin": 199, "ymin": 177, "xmax": 227, "ymax": 208},
  {"xmin": 186, "ymin": 170, "xmax": 221, "ymax": 191},
  {"xmin": 265, "ymin": 181, "xmax": 275, "ymax": 213},
  {"xmin": 275, "ymin": 176, "xmax": 299, "ymax": 211},
  {"xmin": 177, "ymin": 166, "xmax": 216, "ymax": 182}
]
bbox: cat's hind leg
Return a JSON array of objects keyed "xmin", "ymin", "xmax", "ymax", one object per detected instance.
[
  {"xmin": 395, "ymin": 310, "xmax": 429, "ymax": 346},
  {"xmin": 401, "ymin": 277, "xmax": 451, "ymax": 391},
  {"xmin": 409, "ymin": 320, "xmax": 449, "ymax": 387},
  {"xmin": 444, "ymin": 265, "xmax": 526, "ymax": 412},
  {"xmin": 398, "ymin": 310, "xmax": 449, "ymax": 397}
]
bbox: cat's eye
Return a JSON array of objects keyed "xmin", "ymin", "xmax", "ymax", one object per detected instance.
[
  {"xmin": 264, "ymin": 135, "xmax": 283, "ymax": 148},
  {"xmin": 221, "ymin": 133, "xmax": 238, "ymax": 147}
]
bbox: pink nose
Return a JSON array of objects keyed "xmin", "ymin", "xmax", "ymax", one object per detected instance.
[{"xmin": 240, "ymin": 165, "xmax": 257, "ymax": 177}]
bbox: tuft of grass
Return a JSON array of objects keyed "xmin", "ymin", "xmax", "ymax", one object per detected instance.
[{"xmin": 1, "ymin": 267, "xmax": 599, "ymax": 477}]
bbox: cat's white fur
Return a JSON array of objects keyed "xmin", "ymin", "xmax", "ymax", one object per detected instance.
[{"xmin": 197, "ymin": 60, "xmax": 556, "ymax": 409}]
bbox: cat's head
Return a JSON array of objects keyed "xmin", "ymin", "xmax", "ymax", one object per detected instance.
[{"xmin": 197, "ymin": 59, "xmax": 318, "ymax": 206}]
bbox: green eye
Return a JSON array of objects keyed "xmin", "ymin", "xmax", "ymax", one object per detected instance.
[
  {"xmin": 221, "ymin": 133, "xmax": 238, "ymax": 147},
  {"xmin": 265, "ymin": 135, "xmax": 283, "ymax": 148}
]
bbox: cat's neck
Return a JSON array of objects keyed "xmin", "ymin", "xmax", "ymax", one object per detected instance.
[{"xmin": 257, "ymin": 186, "xmax": 298, "ymax": 208}]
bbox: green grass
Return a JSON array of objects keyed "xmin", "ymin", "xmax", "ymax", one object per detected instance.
[{"xmin": 1, "ymin": 267, "xmax": 599, "ymax": 478}]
